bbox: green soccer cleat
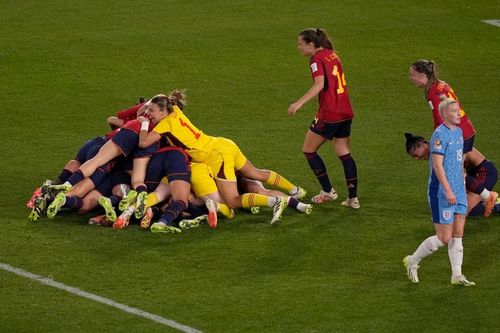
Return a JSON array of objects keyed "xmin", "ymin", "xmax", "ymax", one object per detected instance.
[
  {"xmin": 48, "ymin": 182, "xmax": 72, "ymax": 194},
  {"xmin": 47, "ymin": 193, "xmax": 66, "ymax": 219},
  {"xmin": 118, "ymin": 190, "xmax": 137, "ymax": 212},
  {"xmin": 303, "ymin": 204, "xmax": 313, "ymax": 215},
  {"xmin": 291, "ymin": 187, "xmax": 307, "ymax": 200},
  {"xmin": 179, "ymin": 214, "xmax": 208, "ymax": 230},
  {"xmin": 451, "ymin": 275, "xmax": 476, "ymax": 287},
  {"xmin": 270, "ymin": 196, "xmax": 287, "ymax": 225},
  {"xmin": 134, "ymin": 191, "xmax": 148, "ymax": 219},
  {"xmin": 140, "ymin": 207, "xmax": 153, "ymax": 229},
  {"xmin": 98, "ymin": 196, "xmax": 117, "ymax": 222},
  {"xmin": 403, "ymin": 255, "xmax": 419, "ymax": 283},
  {"xmin": 150, "ymin": 222, "xmax": 182, "ymax": 234},
  {"xmin": 28, "ymin": 195, "xmax": 47, "ymax": 222}
]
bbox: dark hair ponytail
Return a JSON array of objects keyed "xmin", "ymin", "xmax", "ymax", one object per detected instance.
[
  {"xmin": 405, "ymin": 132, "xmax": 426, "ymax": 153},
  {"xmin": 411, "ymin": 59, "xmax": 438, "ymax": 84},
  {"xmin": 299, "ymin": 28, "xmax": 334, "ymax": 50}
]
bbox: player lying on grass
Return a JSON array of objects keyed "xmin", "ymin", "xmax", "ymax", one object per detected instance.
[
  {"xmin": 136, "ymin": 90, "xmax": 306, "ymax": 225},
  {"xmin": 405, "ymin": 133, "xmax": 499, "ymax": 217}
]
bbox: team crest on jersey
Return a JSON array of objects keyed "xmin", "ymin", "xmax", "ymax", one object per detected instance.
[
  {"xmin": 442, "ymin": 210, "xmax": 452, "ymax": 221},
  {"xmin": 434, "ymin": 139, "xmax": 441, "ymax": 150},
  {"xmin": 310, "ymin": 62, "xmax": 318, "ymax": 73}
]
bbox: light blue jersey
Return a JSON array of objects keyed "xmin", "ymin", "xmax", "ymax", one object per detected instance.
[{"xmin": 428, "ymin": 124, "xmax": 467, "ymax": 224}]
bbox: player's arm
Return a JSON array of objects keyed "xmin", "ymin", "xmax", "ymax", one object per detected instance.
[
  {"xmin": 107, "ymin": 116, "xmax": 124, "ymax": 129},
  {"xmin": 138, "ymin": 116, "xmax": 161, "ymax": 148},
  {"xmin": 432, "ymin": 153, "xmax": 456, "ymax": 205},
  {"xmin": 288, "ymin": 76, "xmax": 324, "ymax": 116}
]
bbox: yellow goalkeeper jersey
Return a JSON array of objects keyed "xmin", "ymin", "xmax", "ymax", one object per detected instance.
[{"xmin": 152, "ymin": 105, "xmax": 215, "ymax": 162}]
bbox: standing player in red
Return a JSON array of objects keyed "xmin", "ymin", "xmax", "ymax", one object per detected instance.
[
  {"xmin": 409, "ymin": 59, "xmax": 498, "ymax": 205},
  {"xmin": 288, "ymin": 28, "xmax": 359, "ymax": 209}
]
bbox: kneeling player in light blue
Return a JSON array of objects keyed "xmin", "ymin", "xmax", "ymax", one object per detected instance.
[{"xmin": 403, "ymin": 98, "xmax": 475, "ymax": 286}]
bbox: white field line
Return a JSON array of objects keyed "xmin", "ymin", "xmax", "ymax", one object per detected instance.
[
  {"xmin": 482, "ymin": 19, "xmax": 500, "ymax": 27},
  {"xmin": 0, "ymin": 263, "xmax": 203, "ymax": 333}
]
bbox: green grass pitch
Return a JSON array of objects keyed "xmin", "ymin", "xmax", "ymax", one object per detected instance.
[{"xmin": 1, "ymin": 1, "xmax": 499, "ymax": 332}]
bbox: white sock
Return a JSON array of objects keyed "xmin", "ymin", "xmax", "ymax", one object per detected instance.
[
  {"xmin": 448, "ymin": 237, "xmax": 463, "ymax": 278},
  {"xmin": 479, "ymin": 189, "xmax": 491, "ymax": 201},
  {"xmin": 410, "ymin": 235, "xmax": 444, "ymax": 266},
  {"xmin": 296, "ymin": 202, "xmax": 308, "ymax": 213}
]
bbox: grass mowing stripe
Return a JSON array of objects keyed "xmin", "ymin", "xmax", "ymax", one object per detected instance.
[{"xmin": 0, "ymin": 262, "xmax": 203, "ymax": 333}]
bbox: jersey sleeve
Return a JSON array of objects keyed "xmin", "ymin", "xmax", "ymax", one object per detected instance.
[
  {"xmin": 430, "ymin": 130, "xmax": 447, "ymax": 156},
  {"xmin": 310, "ymin": 54, "xmax": 324, "ymax": 79},
  {"xmin": 116, "ymin": 102, "xmax": 145, "ymax": 120}
]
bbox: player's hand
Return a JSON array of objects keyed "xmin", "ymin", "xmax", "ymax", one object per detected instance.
[
  {"xmin": 288, "ymin": 102, "xmax": 302, "ymax": 117},
  {"xmin": 445, "ymin": 189, "xmax": 457, "ymax": 205},
  {"xmin": 138, "ymin": 116, "xmax": 148, "ymax": 123}
]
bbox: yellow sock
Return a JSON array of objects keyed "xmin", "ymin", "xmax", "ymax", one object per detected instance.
[
  {"xmin": 265, "ymin": 171, "xmax": 295, "ymax": 193},
  {"xmin": 146, "ymin": 193, "xmax": 158, "ymax": 207},
  {"xmin": 217, "ymin": 203, "xmax": 234, "ymax": 219},
  {"xmin": 241, "ymin": 193, "xmax": 272, "ymax": 207}
]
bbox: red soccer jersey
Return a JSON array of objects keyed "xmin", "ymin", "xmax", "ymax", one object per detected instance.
[
  {"xmin": 310, "ymin": 49, "xmax": 354, "ymax": 122},
  {"xmin": 426, "ymin": 81, "xmax": 476, "ymax": 139}
]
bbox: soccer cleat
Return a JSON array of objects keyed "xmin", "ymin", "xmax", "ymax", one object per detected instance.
[
  {"xmin": 179, "ymin": 214, "xmax": 208, "ymax": 230},
  {"xmin": 250, "ymin": 206, "xmax": 260, "ymax": 214},
  {"xmin": 484, "ymin": 191, "xmax": 498, "ymax": 217},
  {"xmin": 28, "ymin": 195, "xmax": 47, "ymax": 222},
  {"xmin": 47, "ymin": 193, "xmax": 66, "ymax": 219},
  {"xmin": 451, "ymin": 275, "xmax": 476, "ymax": 287},
  {"xmin": 27, "ymin": 187, "xmax": 42, "ymax": 209},
  {"xmin": 291, "ymin": 187, "xmax": 307, "ymax": 200},
  {"xmin": 403, "ymin": 255, "xmax": 419, "ymax": 283},
  {"xmin": 303, "ymin": 204, "xmax": 313, "ymax": 215},
  {"xmin": 341, "ymin": 197, "xmax": 361, "ymax": 209},
  {"xmin": 40, "ymin": 179, "xmax": 54, "ymax": 195},
  {"xmin": 88, "ymin": 215, "xmax": 113, "ymax": 227},
  {"xmin": 150, "ymin": 222, "xmax": 182, "ymax": 233},
  {"xmin": 113, "ymin": 205, "xmax": 134, "ymax": 229},
  {"xmin": 98, "ymin": 196, "xmax": 117, "ymax": 222},
  {"xmin": 205, "ymin": 198, "xmax": 218, "ymax": 228},
  {"xmin": 311, "ymin": 189, "xmax": 338, "ymax": 204},
  {"xmin": 48, "ymin": 182, "xmax": 72, "ymax": 194},
  {"xmin": 140, "ymin": 207, "xmax": 153, "ymax": 229},
  {"xmin": 134, "ymin": 191, "xmax": 148, "ymax": 219},
  {"xmin": 270, "ymin": 196, "xmax": 287, "ymax": 225},
  {"xmin": 119, "ymin": 190, "xmax": 137, "ymax": 212}
]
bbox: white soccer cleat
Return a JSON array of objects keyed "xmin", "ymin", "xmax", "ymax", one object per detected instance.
[
  {"xmin": 403, "ymin": 255, "xmax": 419, "ymax": 283},
  {"xmin": 341, "ymin": 197, "xmax": 360, "ymax": 209},
  {"xmin": 451, "ymin": 275, "xmax": 476, "ymax": 287},
  {"xmin": 311, "ymin": 189, "xmax": 338, "ymax": 204},
  {"xmin": 270, "ymin": 196, "xmax": 287, "ymax": 224}
]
